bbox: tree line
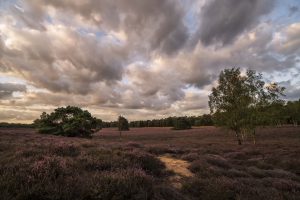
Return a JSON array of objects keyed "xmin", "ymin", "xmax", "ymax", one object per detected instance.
[{"xmin": 102, "ymin": 114, "xmax": 213, "ymax": 128}]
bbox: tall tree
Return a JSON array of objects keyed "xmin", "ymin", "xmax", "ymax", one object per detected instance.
[
  {"xmin": 209, "ymin": 68, "xmax": 284, "ymax": 145},
  {"xmin": 118, "ymin": 116, "xmax": 129, "ymax": 136}
]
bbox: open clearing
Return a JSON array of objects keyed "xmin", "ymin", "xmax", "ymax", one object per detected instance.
[{"xmin": 0, "ymin": 126, "xmax": 300, "ymax": 200}]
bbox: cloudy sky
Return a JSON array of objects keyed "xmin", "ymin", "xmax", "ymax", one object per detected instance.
[{"xmin": 0, "ymin": 0, "xmax": 300, "ymax": 123}]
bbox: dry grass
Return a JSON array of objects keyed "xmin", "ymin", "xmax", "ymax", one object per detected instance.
[{"xmin": 0, "ymin": 126, "xmax": 299, "ymax": 200}]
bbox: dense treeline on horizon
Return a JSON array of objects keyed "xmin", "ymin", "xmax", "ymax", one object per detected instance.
[
  {"xmin": 102, "ymin": 99, "xmax": 300, "ymax": 128},
  {"xmin": 102, "ymin": 114, "xmax": 213, "ymax": 128},
  {"xmin": 0, "ymin": 122, "xmax": 35, "ymax": 128}
]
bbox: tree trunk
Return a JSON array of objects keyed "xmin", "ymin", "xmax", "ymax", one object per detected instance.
[
  {"xmin": 119, "ymin": 131, "xmax": 122, "ymax": 137},
  {"xmin": 235, "ymin": 130, "xmax": 242, "ymax": 145},
  {"xmin": 252, "ymin": 129, "xmax": 256, "ymax": 145},
  {"xmin": 293, "ymin": 120, "xmax": 298, "ymax": 127}
]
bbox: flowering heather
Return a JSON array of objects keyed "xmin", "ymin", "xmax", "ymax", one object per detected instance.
[{"xmin": 0, "ymin": 126, "xmax": 300, "ymax": 199}]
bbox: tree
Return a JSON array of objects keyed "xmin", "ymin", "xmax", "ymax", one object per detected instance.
[
  {"xmin": 118, "ymin": 116, "xmax": 129, "ymax": 136},
  {"xmin": 209, "ymin": 68, "xmax": 284, "ymax": 145},
  {"xmin": 285, "ymin": 99, "xmax": 300, "ymax": 126},
  {"xmin": 34, "ymin": 106, "xmax": 102, "ymax": 137},
  {"xmin": 173, "ymin": 117, "xmax": 191, "ymax": 130}
]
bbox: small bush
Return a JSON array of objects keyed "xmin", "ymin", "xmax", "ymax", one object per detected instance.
[
  {"xmin": 91, "ymin": 169, "xmax": 153, "ymax": 200},
  {"xmin": 182, "ymin": 177, "xmax": 236, "ymax": 200},
  {"xmin": 206, "ymin": 155, "xmax": 231, "ymax": 169},
  {"xmin": 125, "ymin": 150, "xmax": 165, "ymax": 176},
  {"xmin": 51, "ymin": 144, "xmax": 81, "ymax": 157}
]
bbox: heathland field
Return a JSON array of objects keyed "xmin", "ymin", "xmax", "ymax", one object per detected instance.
[{"xmin": 0, "ymin": 126, "xmax": 300, "ymax": 200}]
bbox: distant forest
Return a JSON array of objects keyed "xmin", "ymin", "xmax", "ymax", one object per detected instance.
[{"xmin": 103, "ymin": 99, "xmax": 300, "ymax": 128}]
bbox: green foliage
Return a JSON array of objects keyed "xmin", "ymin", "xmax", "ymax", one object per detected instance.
[
  {"xmin": 34, "ymin": 106, "xmax": 102, "ymax": 137},
  {"xmin": 209, "ymin": 68, "xmax": 285, "ymax": 144},
  {"xmin": 194, "ymin": 114, "xmax": 214, "ymax": 126},
  {"xmin": 285, "ymin": 99, "xmax": 300, "ymax": 126},
  {"xmin": 118, "ymin": 116, "xmax": 129, "ymax": 131},
  {"xmin": 173, "ymin": 117, "xmax": 191, "ymax": 130}
]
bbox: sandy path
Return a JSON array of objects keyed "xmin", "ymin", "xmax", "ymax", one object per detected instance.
[{"xmin": 158, "ymin": 155, "xmax": 193, "ymax": 188}]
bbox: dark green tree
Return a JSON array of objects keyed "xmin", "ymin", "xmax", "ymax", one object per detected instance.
[
  {"xmin": 118, "ymin": 116, "xmax": 129, "ymax": 136},
  {"xmin": 173, "ymin": 117, "xmax": 191, "ymax": 130},
  {"xmin": 209, "ymin": 68, "xmax": 284, "ymax": 145},
  {"xmin": 34, "ymin": 106, "xmax": 102, "ymax": 137},
  {"xmin": 285, "ymin": 99, "xmax": 300, "ymax": 126}
]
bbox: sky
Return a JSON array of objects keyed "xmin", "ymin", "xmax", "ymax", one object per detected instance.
[{"xmin": 0, "ymin": 0, "xmax": 300, "ymax": 123}]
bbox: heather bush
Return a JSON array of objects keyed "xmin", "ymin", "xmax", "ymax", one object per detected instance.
[
  {"xmin": 205, "ymin": 155, "xmax": 232, "ymax": 169},
  {"xmin": 51, "ymin": 144, "xmax": 81, "ymax": 157},
  {"xmin": 182, "ymin": 177, "xmax": 236, "ymax": 200},
  {"xmin": 91, "ymin": 169, "xmax": 153, "ymax": 200},
  {"xmin": 125, "ymin": 150, "xmax": 165, "ymax": 176}
]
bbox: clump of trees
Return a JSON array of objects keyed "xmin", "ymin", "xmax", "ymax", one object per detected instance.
[
  {"xmin": 173, "ymin": 117, "xmax": 192, "ymax": 130},
  {"xmin": 209, "ymin": 68, "xmax": 285, "ymax": 145},
  {"xmin": 118, "ymin": 116, "xmax": 129, "ymax": 136},
  {"xmin": 34, "ymin": 106, "xmax": 102, "ymax": 137}
]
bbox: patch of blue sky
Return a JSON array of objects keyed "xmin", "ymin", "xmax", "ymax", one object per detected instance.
[
  {"xmin": 45, "ymin": 15, "xmax": 53, "ymax": 24},
  {"xmin": 183, "ymin": 85, "xmax": 207, "ymax": 94},
  {"xmin": 0, "ymin": 74, "xmax": 27, "ymax": 84},
  {"xmin": 266, "ymin": 0, "xmax": 300, "ymax": 27},
  {"xmin": 0, "ymin": 0, "xmax": 18, "ymax": 10},
  {"xmin": 76, "ymin": 27, "xmax": 126, "ymax": 46},
  {"xmin": 183, "ymin": 6, "xmax": 198, "ymax": 35},
  {"xmin": 120, "ymin": 76, "xmax": 129, "ymax": 85}
]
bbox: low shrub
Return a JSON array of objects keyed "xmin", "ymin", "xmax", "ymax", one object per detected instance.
[
  {"xmin": 91, "ymin": 169, "xmax": 153, "ymax": 200},
  {"xmin": 182, "ymin": 177, "xmax": 236, "ymax": 200},
  {"xmin": 51, "ymin": 144, "xmax": 81, "ymax": 157},
  {"xmin": 125, "ymin": 150, "xmax": 165, "ymax": 176}
]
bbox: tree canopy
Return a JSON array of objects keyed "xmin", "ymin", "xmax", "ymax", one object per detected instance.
[
  {"xmin": 173, "ymin": 117, "xmax": 192, "ymax": 130},
  {"xmin": 118, "ymin": 116, "xmax": 129, "ymax": 131},
  {"xmin": 34, "ymin": 106, "xmax": 102, "ymax": 137},
  {"xmin": 209, "ymin": 68, "xmax": 285, "ymax": 145}
]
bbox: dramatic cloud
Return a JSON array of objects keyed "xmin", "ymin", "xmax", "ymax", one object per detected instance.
[
  {"xmin": 197, "ymin": 0, "xmax": 274, "ymax": 46},
  {"xmin": 0, "ymin": 0, "xmax": 299, "ymax": 122},
  {"xmin": 23, "ymin": 0, "xmax": 189, "ymax": 55},
  {"xmin": 0, "ymin": 83, "xmax": 26, "ymax": 99}
]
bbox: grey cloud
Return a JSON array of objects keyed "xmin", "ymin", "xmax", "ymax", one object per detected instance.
[
  {"xmin": 0, "ymin": 83, "xmax": 26, "ymax": 99},
  {"xmin": 25, "ymin": 0, "xmax": 188, "ymax": 55},
  {"xmin": 289, "ymin": 6, "xmax": 299, "ymax": 16},
  {"xmin": 0, "ymin": 109, "xmax": 38, "ymax": 122},
  {"xmin": 197, "ymin": 0, "xmax": 274, "ymax": 46},
  {"xmin": 272, "ymin": 23, "xmax": 300, "ymax": 55},
  {"xmin": 174, "ymin": 92, "xmax": 209, "ymax": 111},
  {"xmin": 120, "ymin": 63, "xmax": 186, "ymax": 110},
  {"xmin": 278, "ymin": 80, "xmax": 300, "ymax": 100},
  {"xmin": 2, "ymin": 26, "xmax": 127, "ymax": 95}
]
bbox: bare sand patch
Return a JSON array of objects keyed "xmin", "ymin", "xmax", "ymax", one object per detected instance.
[{"xmin": 158, "ymin": 155, "xmax": 193, "ymax": 188}]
